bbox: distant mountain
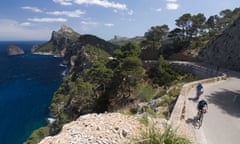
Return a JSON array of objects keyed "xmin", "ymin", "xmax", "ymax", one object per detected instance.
[
  {"xmin": 199, "ymin": 15, "xmax": 240, "ymax": 71},
  {"xmin": 31, "ymin": 25, "xmax": 80, "ymax": 56},
  {"xmin": 109, "ymin": 35, "xmax": 145, "ymax": 46},
  {"xmin": 7, "ymin": 45, "xmax": 24, "ymax": 56}
]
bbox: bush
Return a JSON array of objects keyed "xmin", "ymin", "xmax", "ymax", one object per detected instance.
[
  {"xmin": 133, "ymin": 126, "xmax": 191, "ymax": 144},
  {"xmin": 136, "ymin": 85, "xmax": 157, "ymax": 101},
  {"xmin": 154, "ymin": 89, "xmax": 167, "ymax": 99},
  {"xmin": 24, "ymin": 127, "xmax": 49, "ymax": 144}
]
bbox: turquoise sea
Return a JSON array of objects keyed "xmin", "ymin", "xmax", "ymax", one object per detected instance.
[{"xmin": 0, "ymin": 41, "xmax": 65, "ymax": 144}]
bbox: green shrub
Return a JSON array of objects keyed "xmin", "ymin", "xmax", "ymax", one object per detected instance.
[
  {"xmin": 134, "ymin": 126, "xmax": 191, "ymax": 144},
  {"xmin": 24, "ymin": 127, "xmax": 49, "ymax": 144},
  {"xmin": 154, "ymin": 89, "xmax": 167, "ymax": 99},
  {"xmin": 138, "ymin": 114, "xmax": 149, "ymax": 126},
  {"xmin": 136, "ymin": 85, "xmax": 157, "ymax": 101}
]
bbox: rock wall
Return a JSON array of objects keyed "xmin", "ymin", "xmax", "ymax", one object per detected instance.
[
  {"xmin": 170, "ymin": 61, "xmax": 223, "ymax": 79},
  {"xmin": 199, "ymin": 15, "xmax": 240, "ymax": 71}
]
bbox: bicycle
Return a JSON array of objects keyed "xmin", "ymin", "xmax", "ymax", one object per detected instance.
[{"xmin": 194, "ymin": 108, "xmax": 207, "ymax": 129}]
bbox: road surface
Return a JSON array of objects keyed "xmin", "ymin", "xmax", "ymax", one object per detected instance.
[{"xmin": 186, "ymin": 71, "xmax": 240, "ymax": 144}]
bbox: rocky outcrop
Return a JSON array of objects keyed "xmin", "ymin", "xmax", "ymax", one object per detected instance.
[
  {"xmin": 7, "ymin": 45, "xmax": 24, "ymax": 56},
  {"xmin": 31, "ymin": 45, "xmax": 40, "ymax": 53},
  {"xmin": 39, "ymin": 113, "xmax": 167, "ymax": 144},
  {"xmin": 31, "ymin": 25, "xmax": 80, "ymax": 56},
  {"xmin": 199, "ymin": 15, "xmax": 240, "ymax": 71}
]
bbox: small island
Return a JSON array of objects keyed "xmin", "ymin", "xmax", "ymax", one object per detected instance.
[{"xmin": 7, "ymin": 45, "xmax": 24, "ymax": 56}]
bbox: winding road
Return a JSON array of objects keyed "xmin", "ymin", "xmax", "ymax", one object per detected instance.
[{"xmin": 186, "ymin": 70, "xmax": 240, "ymax": 144}]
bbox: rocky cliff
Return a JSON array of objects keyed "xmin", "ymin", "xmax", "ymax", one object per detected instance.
[
  {"xmin": 32, "ymin": 25, "xmax": 80, "ymax": 56},
  {"xmin": 7, "ymin": 45, "xmax": 24, "ymax": 56},
  {"xmin": 199, "ymin": 15, "xmax": 240, "ymax": 71},
  {"xmin": 25, "ymin": 28, "xmax": 120, "ymax": 143}
]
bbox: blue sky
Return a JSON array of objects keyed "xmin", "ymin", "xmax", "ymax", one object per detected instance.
[{"xmin": 0, "ymin": 0, "xmax": 239, "ymax": 41}]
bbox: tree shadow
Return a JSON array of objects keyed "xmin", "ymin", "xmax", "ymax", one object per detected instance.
[{"xmin": 206, "ymin": 89, "xmax": 240, "ymax": 117}]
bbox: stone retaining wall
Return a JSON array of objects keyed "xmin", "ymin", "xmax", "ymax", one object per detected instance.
[{"xmin": 170, "ymin": 61, "xmax": 223, "ymax": 79}]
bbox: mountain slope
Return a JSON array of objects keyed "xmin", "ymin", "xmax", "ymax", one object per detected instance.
[{"xmin": 199, "ymin": 15, "xmax": 240, "ymax": 71}]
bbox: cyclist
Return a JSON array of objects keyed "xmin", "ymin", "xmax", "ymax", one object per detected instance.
[
  {"xmin": 195, "ymin": 83, "xmax": 203, "ymax": 100},
  {"xmin": 197, "ymin": 99, "xmax": 208, "ymax": 120}
]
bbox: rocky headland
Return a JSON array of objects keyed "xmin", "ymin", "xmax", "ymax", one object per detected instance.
[
  {"xmin": 31, "ymin": 45, "xmax": 53, "ymax": 55},
  {"xmin": 31, "ymin": 25, "xmax": 80, "ymax": 57},
  {"xmin": 7, "ymin": 45, "xmax": 24, "ymax": 56}
]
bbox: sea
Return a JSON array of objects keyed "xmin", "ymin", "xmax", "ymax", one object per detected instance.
[{"xmin": 0, "ymin": 41, "xmax": 65, "ymax": 144}]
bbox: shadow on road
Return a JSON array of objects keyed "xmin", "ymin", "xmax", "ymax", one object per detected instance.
[
  {"xmin": 206, "ymin": 89, "xmax": 240, "ymax": 117},
  {"xmin": 186, "ymin": 116, "xmax": 203, "ymax": 129},
  {"xmin": 186, "ymin": 117, "xmax": 196, "ymax": 125},
  {"xmin": 188, "ymin": 97, "xmax": 199, "ymax": 102}
]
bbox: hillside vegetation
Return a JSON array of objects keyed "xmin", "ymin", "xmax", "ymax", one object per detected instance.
[{"xmin": 25, "ymin": 7, "xmax": 240, "ymax": 144}]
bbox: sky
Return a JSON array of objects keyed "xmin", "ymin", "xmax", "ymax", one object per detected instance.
[{"xmin": 0, "ymin": 0, "xmax": 239, "ymax": 41}]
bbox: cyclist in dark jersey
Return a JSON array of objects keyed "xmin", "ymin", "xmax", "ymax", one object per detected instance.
[
  {"xmin": 197, "ymin": 99, "xmax": 208, "ymax": 121},
  {"xmin": 195, "ymin": 99, "xmax": 208, "ymax": 127},
  {"xmin": 198, "ymin": 99, "xmax": 208, "ymax": 111}
]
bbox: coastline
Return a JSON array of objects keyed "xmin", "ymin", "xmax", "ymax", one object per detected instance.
[
  {"xmin": 0, "ymin": 41, "xmax": 65, "ymax": 144},
  {"xmin": 32, "ymin": 52, "xmax": 63, "ymax": 58},
  {"xmin": 32, "ymin": 52, "xmax": 54, "ymax": 56}
]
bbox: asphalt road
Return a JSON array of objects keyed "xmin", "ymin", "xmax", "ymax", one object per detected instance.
[{"xmin": 187, "ymin": 71, "xmax": 240, "ymax": 144}]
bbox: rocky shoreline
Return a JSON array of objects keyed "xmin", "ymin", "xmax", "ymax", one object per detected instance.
[{"xmin": 31, "ymin": 52, "xmax": 63, "ymax": 58}]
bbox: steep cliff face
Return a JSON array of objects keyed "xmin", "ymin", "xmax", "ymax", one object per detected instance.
[
  {"xmin": 7, "ymin": 45, "xmax": 24, "ymax": 56},
  {"xmin": 31, "ymin": 25, "xmax": 80, "ymax": 56},
  {"xmin": 199, "ymin": 15, "xmax": 240, "ymax": 71}
]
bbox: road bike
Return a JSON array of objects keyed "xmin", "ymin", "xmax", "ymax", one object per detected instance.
[{"xmin": 194, "ymin": 108, "xmax": 207, "ymax": 129}]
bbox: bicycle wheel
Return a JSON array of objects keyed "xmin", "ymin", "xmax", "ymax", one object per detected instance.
[{"xmin": 194, "ymin": 112, "xmax": 203, "ymax": 129}]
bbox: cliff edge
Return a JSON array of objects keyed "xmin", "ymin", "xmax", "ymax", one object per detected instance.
[{"xmin": 39, "ymin": 113, "xmax": 166, "ymax": 144}]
